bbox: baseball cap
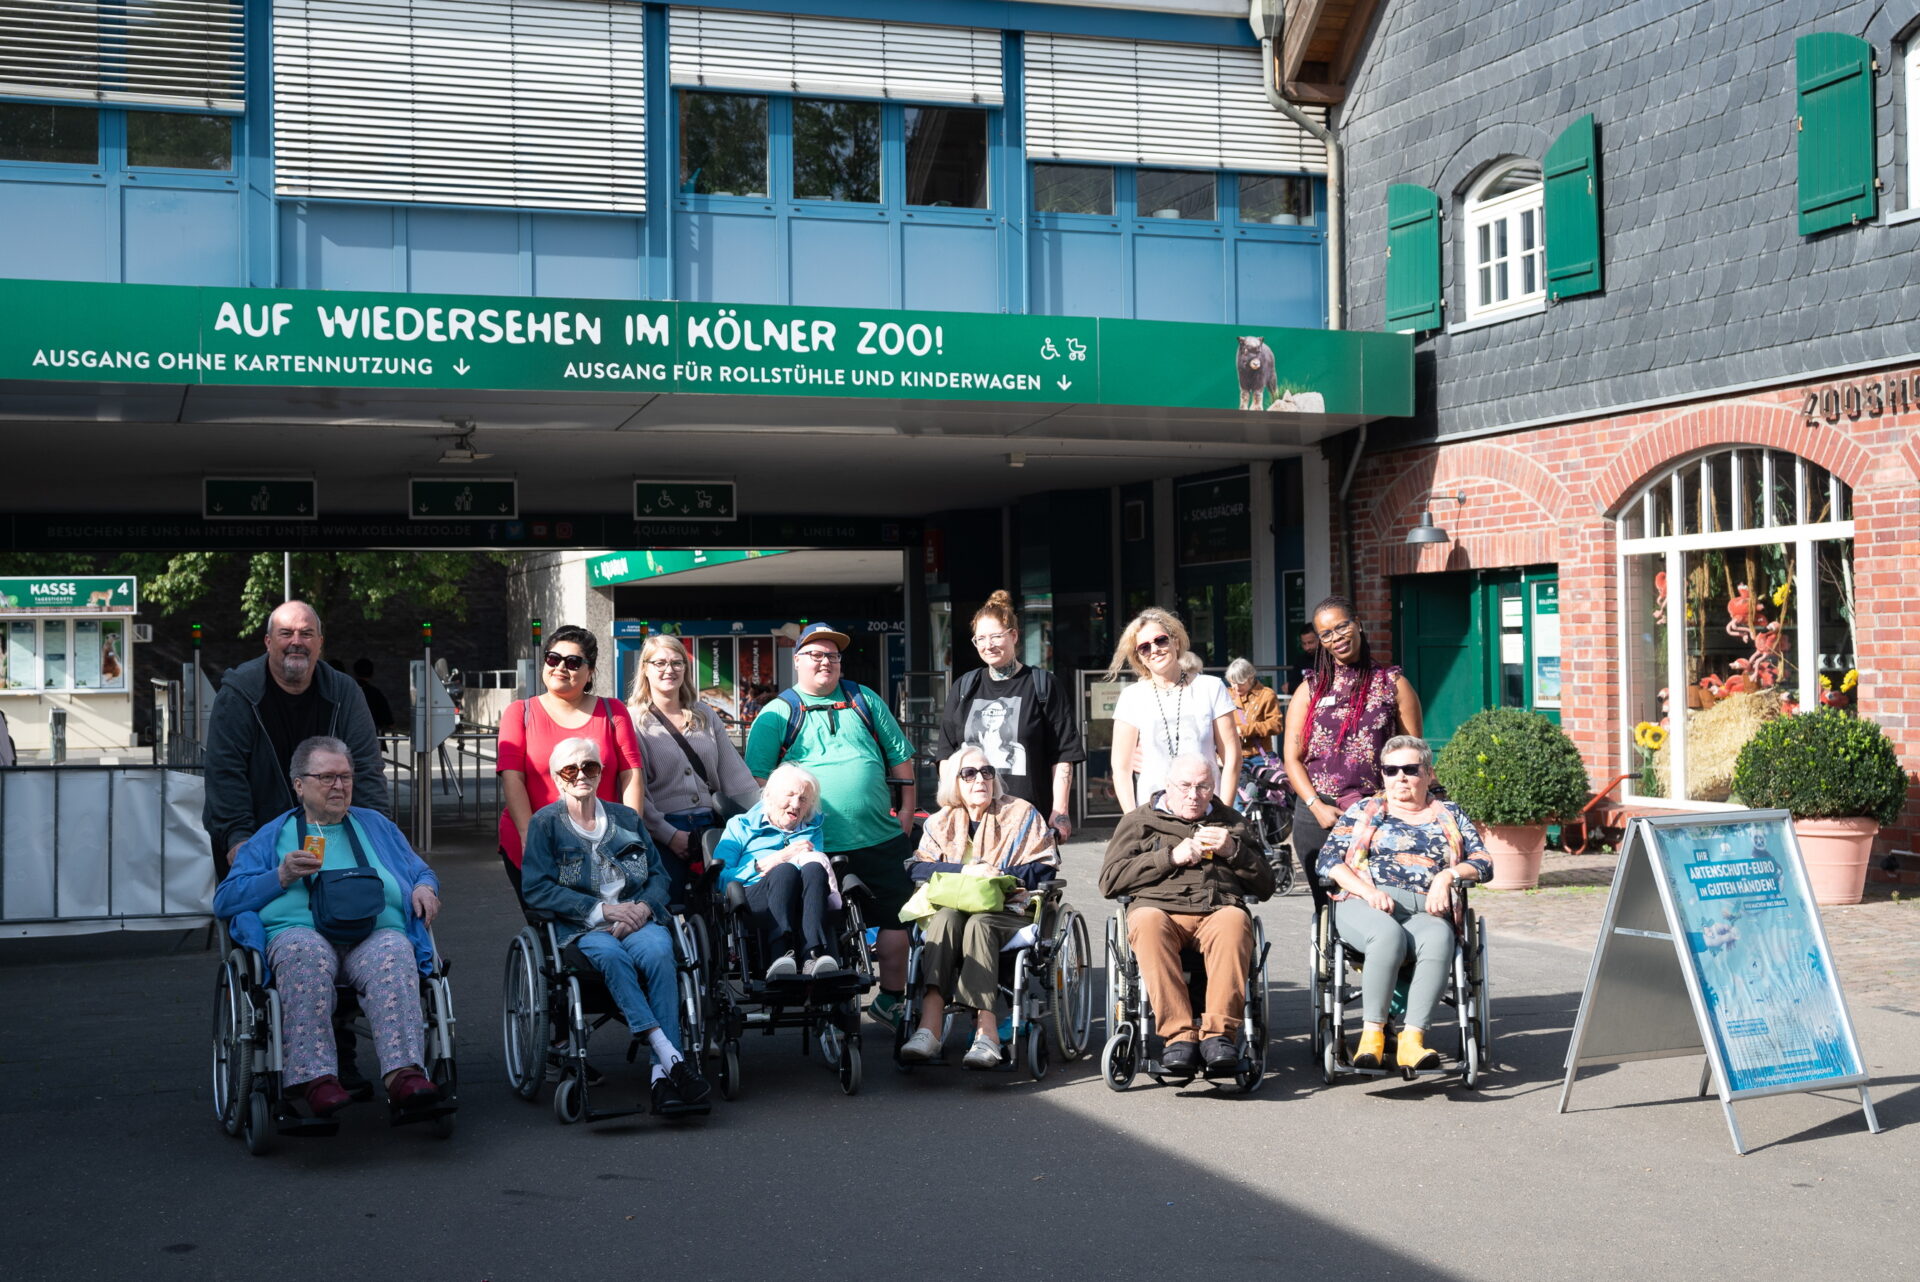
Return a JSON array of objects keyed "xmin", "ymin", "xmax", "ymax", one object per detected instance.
[{"xmin": 794, "ymin": 622, "xmax": 851, "ymax": 652}]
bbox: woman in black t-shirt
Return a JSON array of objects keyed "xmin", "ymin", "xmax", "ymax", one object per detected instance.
[{"xmin": 936, "ymin": 590, "xmax": 1084, "ymax": 840}]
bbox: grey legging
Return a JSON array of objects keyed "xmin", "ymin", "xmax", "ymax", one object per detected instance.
[{"xmin": 1333, "ymin": 884, "xmax": 1455, "ymax": 1030}]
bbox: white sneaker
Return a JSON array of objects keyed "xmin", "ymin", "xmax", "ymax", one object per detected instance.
[
  {"xmin": 765, "ymin": 951, "xmax": 798, "ymax": 980},
  {"xmin": 900, "ymin": 1027, "xmax": 941, "ymax": 1062},
  {"xmin": 963, "ymin": 1033, "xmax": 1002, "ymax": 1070},
  {"xmin": 805, "ymin": 953, "xmax": 842, "ymax": 979}
]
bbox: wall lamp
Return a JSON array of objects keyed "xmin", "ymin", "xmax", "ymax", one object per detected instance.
[{"xmin": 1405, "ymin": 492, "xmax": 1467, "ymax": 545}]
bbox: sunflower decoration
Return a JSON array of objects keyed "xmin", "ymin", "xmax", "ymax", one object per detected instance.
[
  {"xmin": 1770, "ymin": 581, "xmax": 1790, "ymax": 609},
  {"xmin": 1632, "ymin": 721, "xmax": 1669, "ymax": 797},
  {"xmin": 1842, "ymin": 668, "xmax": 1858, "ymax": 693},
  {"xmin": 1634, "ymin": 721, "xmax": 1669, "ymax": 752}
]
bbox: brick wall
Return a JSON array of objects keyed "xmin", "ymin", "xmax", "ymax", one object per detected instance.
[{"xmin": 1344, "ymin": 371, "xmax": 1920, "ymax": 883}]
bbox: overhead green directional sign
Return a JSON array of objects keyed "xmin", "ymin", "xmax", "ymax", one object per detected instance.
[
  {"xmin": 204, "ymin": 477, "xmax": 317, "ymax": 521},
  {"xmin": 410, "ymin": 478, "xmax": 518, "ymax": 520},
  {"xmin": 634, "ymin": 479, "xmax": 735, "ymax": 522},
  {"xmin": 0, "ymin": 278, "xmax": 1413, "ymax": 418},
  {"xmin": 587, "ymin": 548, "xmax": 790, "ymax": 587}
]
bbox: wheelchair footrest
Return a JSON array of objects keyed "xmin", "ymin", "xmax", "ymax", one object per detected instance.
[
  {"xmin": 389, "ymin": 1100, "xmax": 458, "ymax": 1128},
  {"xmin": 274, "ymin": 1112, "xmax": 341, "ymax": 1138}
]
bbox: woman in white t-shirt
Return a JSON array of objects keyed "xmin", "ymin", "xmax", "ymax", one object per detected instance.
[{"xmin": 1105, "ymin": 607, "xmax": 1240, "ymax": 812}]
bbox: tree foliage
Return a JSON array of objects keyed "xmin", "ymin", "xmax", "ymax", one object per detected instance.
[
  {"xmin": 1732, "ymin": 709, "xmax": 1908, "ymax": 826},
  {"xmin": 1434, "ymin": 707, "xmax": 1591, "ymax": 827}
]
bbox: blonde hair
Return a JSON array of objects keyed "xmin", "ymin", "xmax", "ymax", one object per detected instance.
[
  {"xmin": 549, "ymin": 736, "xmax": 602, "ymax": 778},
  {"xmin": 971, "ymin": 589, "xmax": 1018, "ymax": 640},
  {"xmin": 935, "ymin": 744, "xmax": 1002, "ymax": 810},
  {"xmin": 626, "ymin": 633, "xmax": 698, "ymax": 714},
  {"xmin": 1104, "ymin": 606, "xmax": 1202, "ymax": 681}
]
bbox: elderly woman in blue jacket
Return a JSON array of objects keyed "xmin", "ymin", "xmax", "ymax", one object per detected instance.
[
  {"xmin": 711, "ymin": 762, "xmax": 843, "ymax": 982},
  {"xmin": 213, "ymin": 735, "xmax": 443, "ymax": 1120},
  {"xmin": 521, "ymin": 735, "xmax": 710, "ymax": 1116}
]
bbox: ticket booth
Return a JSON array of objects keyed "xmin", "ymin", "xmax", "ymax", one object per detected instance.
[{"xmin": 0, "ymin": 576, "xmax": 138, "ymax": 753}]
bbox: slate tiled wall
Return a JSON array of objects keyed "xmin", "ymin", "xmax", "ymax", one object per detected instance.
[{"xmin": 1342, "ymin": 0, "xmax": 1920, "ymax": 439}]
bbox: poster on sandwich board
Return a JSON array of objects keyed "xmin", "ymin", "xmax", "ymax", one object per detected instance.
[{"xmin": 1558, "ymin": 810, "xmax": 1878, "ymax": 1154}]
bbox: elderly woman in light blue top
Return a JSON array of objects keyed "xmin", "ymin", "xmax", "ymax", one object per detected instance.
[
  {"xmin": 711, "ymin": 763, "xmax": 843, "ymax": 982},
  {"xmin": 213, "ymin": 735, "xmax": 443, "ymax": 1121}
]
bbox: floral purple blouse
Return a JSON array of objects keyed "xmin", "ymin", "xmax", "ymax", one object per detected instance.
[{"xmin": 1299, "ymin": 662, "xmax": 1405, "ymax": 808}]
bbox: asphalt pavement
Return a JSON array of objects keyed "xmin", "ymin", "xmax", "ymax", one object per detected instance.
[{"xmin": 2, "ymin": 828, "xmax": 1915, "ymax": 1281}]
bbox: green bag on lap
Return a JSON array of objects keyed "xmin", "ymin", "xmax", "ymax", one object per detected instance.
[{"xmin": 922, "ymin": 871, "xmax": 1020, "ymax": 915}]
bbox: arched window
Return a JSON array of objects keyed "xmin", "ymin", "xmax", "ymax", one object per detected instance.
[
  {"xmin": 1617, "ymin": 448, "xmax": 1856, "ymax": 804},
  {"xmin": 1461, "ymin": 159, "xmax": 1544, "ymax": 323}
]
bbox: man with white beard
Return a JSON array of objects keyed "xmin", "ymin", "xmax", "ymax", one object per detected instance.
[{"xmin": 202, "ymin": 600, "xmax": 389, "ymax": 875}]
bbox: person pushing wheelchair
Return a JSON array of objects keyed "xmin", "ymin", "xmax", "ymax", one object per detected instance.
[{"xmin": 1099, "ymin": 754, "xmax": 1271, "ymax": 1080}]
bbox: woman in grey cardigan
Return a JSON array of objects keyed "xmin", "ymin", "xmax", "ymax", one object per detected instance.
[{"xmin": 626, "ymin": 633, "xmax": 760, "ymax": 902}]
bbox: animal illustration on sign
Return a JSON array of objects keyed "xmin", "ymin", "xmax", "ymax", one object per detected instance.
[
  {"xmin": 86, "ymin": 589, "xmax": 116, "ymax": 608},
  {"xmin": 1236, "ymin": 336, "xmax": 1277, "ymax": 410}
]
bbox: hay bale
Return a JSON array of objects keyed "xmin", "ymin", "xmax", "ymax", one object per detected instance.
[{"xmin": 1650, "ymin": 691, "xmax": 1784, "ymax": 801}]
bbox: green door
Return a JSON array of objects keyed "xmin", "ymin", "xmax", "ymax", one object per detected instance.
[{"xmin": 1395, "ymin": 566, "xmax": 1561, "ymax": 749}]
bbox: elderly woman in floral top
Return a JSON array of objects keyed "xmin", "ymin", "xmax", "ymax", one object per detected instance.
[
  {"xmin": 1283, "ymin": 595, "xmax": 1423, "ymax": 879},
  {"xmin": 1315, "ymin": 735, "xmax": 1490, "ymax": 1072}
]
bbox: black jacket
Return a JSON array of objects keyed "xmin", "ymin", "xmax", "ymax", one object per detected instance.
[{"xmin": 1098, "ymin": 796, "xmax": 1271, "ymax": 913}]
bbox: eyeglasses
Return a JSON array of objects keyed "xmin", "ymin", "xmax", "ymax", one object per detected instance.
[
  {"xmin": 1166, "ymin": 780, "xmax": 1213, "ymax": 795},
  {"xmin": 543, "ymin": 651, "xmax": 587, "ymax": 671},
  {"xmin": 796, "ymin": 649, "xmax": 842, "ymax": 664},
  {"xmin": 957, "ymin": 765, "xmax": 997, "ymax": 782},
  {"xmin": 1134, "ymin": 634, "xmax": 1174, "ymax": 657},
  {"xmin": 972, "ymin": 629, "xmax": 1014, "ymax": 647},
  {"xmin": 647, "ymin": 659, "xmax": 686, "ymax": 671},
  {"xmin": 1316, "ymin": 620, "xmax": 1357, "ymax": 644},
  {"xmin": 556, "ymin": 762, "xmax": 603, "ymax": 783},
  {"xmin": 1379, "ymin": 762, "xmax": 1424, "ymax": 777},
  {"xmin": 301, "ymin": 772, "xmax": 353, "ymax": 788}
]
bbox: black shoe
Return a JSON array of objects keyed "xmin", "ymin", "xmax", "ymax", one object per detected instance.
[
  {"xmin": 668, "ymin": 1058, "xmax": 712, "ymax": 1107},
  {"xmin": 651, "ymin": 1075, "xmax": 707, "ymax": 1119},
  {"xmin": 1160, "ymin": 1040, "xmax": 1201, "ymax": 1078},
  {"xmin": 1199, "ymin": 1035, "xmax": 1239, "ymax": 1077}
]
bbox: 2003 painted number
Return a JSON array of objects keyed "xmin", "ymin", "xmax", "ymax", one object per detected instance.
[{"xmin": 1803, "ymin": 376, "xmax": 1915, "ymax": 425}]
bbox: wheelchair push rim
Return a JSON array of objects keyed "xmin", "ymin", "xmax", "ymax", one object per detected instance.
[{"xmin": 500, "ymin": 927, "xmax": 549, "ymax": 1102}]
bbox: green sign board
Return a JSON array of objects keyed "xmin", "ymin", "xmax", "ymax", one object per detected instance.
[
  {"xmin": 1177, "ymin": 472, "xmax": 1252, "ymax": 566},
  {"xmin": 0, "ymin": 575, "xmax": 136, "ymax": 615},
  {"xmin": 204, "ymin": 477, "xmax": 317, "ymax": 521},
  {"xmin": 0, "ymin": 279, "xmax": 1413, "ymax": 417},
  {"xmin": 409, "ymin": 478, "xmax": 518, "ymax": 520},
  {"xmin": 633, "ymin": 479, "xmax": 735, "ymax": 522},
  {"xmin": 588, "ymin": 548, "xmax": 791, "ymax": 587}
]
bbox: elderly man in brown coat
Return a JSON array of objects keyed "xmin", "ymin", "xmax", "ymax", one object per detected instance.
[{"xmin": 1099, "ymin": 753, "xmax": 1272, "ymax": 1079}]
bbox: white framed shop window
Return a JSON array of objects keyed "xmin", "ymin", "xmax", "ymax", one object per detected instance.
[
  {"xmin": 1615, "ymin": 448, "xmax": 1856, "ymax": 807},
  {"xmin": 1460, "ymin": 160, "xmax": 1545, "ymax": 324}
]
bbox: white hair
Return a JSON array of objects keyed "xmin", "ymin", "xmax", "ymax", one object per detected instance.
[
  {"xmin": 1225, "ymin": 658, "xmax": 1257, "ymax": 686},
  {"xmin": 548, "ymin": 736, "xmax": 601, "ymax": 777},
  {"xmin": 1166, "ymin": 753, "xmax": 1214, "ymax": 780},
  {"xmin": 763, "ymin": 762, "xmax": 821, "ymax": 816}
]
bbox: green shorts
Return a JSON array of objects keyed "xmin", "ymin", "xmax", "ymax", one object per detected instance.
[{"xmin": 833, "ymin": 830, "xmax": 916, "ymax": 929}]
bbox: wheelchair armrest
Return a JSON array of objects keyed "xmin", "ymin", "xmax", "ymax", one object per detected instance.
[
  {"xmin": 838, "ymin": 872, "xmax": 872, "ymax": 904},
  {"xmin": 700, "ymin": 827, "xmax": 724, "ymax": 866},
  {"xmin": 1115, "ymin": 894, "xmax": 1134, "ymax": 906},
  {"xmin": 723, "ymin": 881, "xmax": 749, "ymax": 913}
]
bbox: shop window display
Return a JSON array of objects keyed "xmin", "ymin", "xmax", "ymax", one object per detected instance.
[{"xmin": 1619, "ymin": 449, "xmax": 1855, "ymax": 804}]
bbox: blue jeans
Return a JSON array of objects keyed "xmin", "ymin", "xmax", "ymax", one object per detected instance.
[
  {"xmin": 662, "ymin": 808, "xmax": 715, "ymax": 907},
  {"xmin": 574, "ymin": 921, "xmax": 681, "ymax": 1056}
]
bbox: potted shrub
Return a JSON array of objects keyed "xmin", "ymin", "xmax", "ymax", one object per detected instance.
[
  {"xmin": 1435, "ymin": 708, "xmax": 1591, "ymax": 890},
  {"xmin": 1731, "ymin": 709, "xmax": 1908, "ymax": 905}
]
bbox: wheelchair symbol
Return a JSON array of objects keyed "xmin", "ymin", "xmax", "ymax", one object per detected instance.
[{"xmin": 1040, "ymin": 338, "xmax": 1061, "ymax": 360}]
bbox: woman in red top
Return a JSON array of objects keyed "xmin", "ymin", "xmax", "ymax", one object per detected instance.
[{"xmin": 497, "ymin": 624, "xmax": 644, "ymax": 896}]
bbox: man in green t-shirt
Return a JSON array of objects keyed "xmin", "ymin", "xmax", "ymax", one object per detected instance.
[{"xmin": 745, "ymin": 623, "xmax": 918, "ymax": 1027}]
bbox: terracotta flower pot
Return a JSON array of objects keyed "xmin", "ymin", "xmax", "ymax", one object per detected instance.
[
  {"xmin": 1480, "ymin": 823, "xmax": 1548, "ymax": 890},
  {"xmin": 1793, "ymin": 816, "xmax": 1878, "ymax": 906}
]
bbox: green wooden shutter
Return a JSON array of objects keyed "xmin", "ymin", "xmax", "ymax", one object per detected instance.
[
  {"xmin": 1796, "ymin": 33, "xmax": 1878, "ymax": 235},
  {"xmin": 1384, "ymin": 183, "xmax": 1442, "ymax": 332},
  {"xmin": 1543, "ymin": 114, "xmax": 1602, "ymax": 300}
]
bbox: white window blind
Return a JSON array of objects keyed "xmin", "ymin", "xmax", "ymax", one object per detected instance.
[
  {"xmin": 0, "ymin": 0, "xmax": 246, "ymax": 112},
  {"xmin": 1025, "ymin": 34, "xmax": 1325, "ymax": 174},
  {"xmin": 669, "ymin": 8, "xmax": 1003, "ymax": 106},
  {"xmin": 274, "ymin": 0, "xmax": 647, "ymax": 212}
]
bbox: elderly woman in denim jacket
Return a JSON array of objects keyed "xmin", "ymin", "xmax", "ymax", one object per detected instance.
[
  {"xmin": 711, "ymin": 763, "xmax": 844, "ymax": 982},
  {"xmin": 521, "ymin": 736, "xmax": 709, "ymax": 1116}
]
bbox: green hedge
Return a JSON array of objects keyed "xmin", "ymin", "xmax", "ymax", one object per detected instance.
[
  {"xmin": 1732, "ymin": 710, "xmax": 1908, "ymax": 827},
  {"xmin": 1434, "ymin": 708, "xmax": 1590, "ymax": 827}
]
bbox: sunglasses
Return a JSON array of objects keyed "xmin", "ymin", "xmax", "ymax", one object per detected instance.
[
  {"xmin": 1379, "ymin": 762, "xmax": 1424, "ymax": 777},
  {"xmin": 543, "ymin": 651, "xmax": 588, "ymax": 672},
  {"xmin": 957, "ymin": 765, "xmax": 997, "ymax": 782},
  {"xmin": 1134, "ymin": 634, "xmax": 1174, "ymax": 657},
  {"xmin": 556, "ymin": 761, "xmax": 603, "ymax": 783}
]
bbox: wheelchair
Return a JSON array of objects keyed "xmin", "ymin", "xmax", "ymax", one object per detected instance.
[
  {"xmin": 1302, "ymin": 842, "xmax": 1492, "ymax": 1087},
  {"xmin": 211, "ymin": 925, "xmax": 457, "ymax": 1156},
  {"xmin": 1237, "ymin": 756, "xmax": 1297, "ymax": 896},
  {"xmin": 499, "ymin": 908, "xmax": 708, "ymax": 1124},
  {"xmin": 891, "ymin": 878, "xmax": 1094, "ymax": 1079},
  {"xmin": 1100, "ymin": 896, "xmax": 1270, "ymax": 1093},
  {"xmin": 690, "ymin": 830, "xmax": 876, "ymax": 1098}
]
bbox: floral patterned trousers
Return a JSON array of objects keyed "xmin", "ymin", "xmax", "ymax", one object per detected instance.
[{"xmin": 266, "ymin": 926, "xmax": 424, "ymax": 1088}]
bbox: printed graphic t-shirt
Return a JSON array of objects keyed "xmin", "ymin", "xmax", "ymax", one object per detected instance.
[{"xmin": 935, "ymin": 666, "xmax": 1085, "ymax": 812}]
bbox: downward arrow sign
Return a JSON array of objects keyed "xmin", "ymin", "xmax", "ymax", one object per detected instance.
[
  {"xmin": 1056, "ymin": 377, "xmax": 1072, "ymax": 391},
  {"xmin": 453, "ymin": 359, "xmax": 471, "ymax": 375}
]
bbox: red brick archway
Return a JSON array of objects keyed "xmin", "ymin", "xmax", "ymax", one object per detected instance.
[
  {"xmin": 1586, "ymin": 400, "xmax": 1877, "ymax": 516},
  {"xmin": 1366, "ymin": 440, "xmax": 1576, "ymax": 544}
]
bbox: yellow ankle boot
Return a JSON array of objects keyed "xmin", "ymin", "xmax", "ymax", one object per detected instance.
[
  {"xmin": 1353, "ymin": 1028, "xmax": 1386, "ymax": 1069},
  {"xmin": 1396, "ymin": 1028, "xmax": 1440, "ymax": 1071}
]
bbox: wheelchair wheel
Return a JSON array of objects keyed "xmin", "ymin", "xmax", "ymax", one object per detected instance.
[
  {"xmin": 1320, "ymin": 1029, "xmax": 1339, "ymax": 1085},
  {"xmin": 1101, "ymin": 1024, "xmax": 1138, "ymax": 1091},
  {"xmin": 552, "ymin": 1075, "xmax": 584, "ymax": 1125},
  {"xmin": 839, "ymin": 1041, "xmax": 863, "ymax": 1096},
  {"xmin": 1104, "ymin": 915, "xmax": 1128, "ymax": 1043},
  {"xmin": 212, "ymin": 954, "xmax": 251, "ymax": 1136},
  {"xmin": 242, "ymin": 1089, "xmax": 273, "ymax": 1157},
  {"xmin": 718, "ymin": 1039, "xmax": 742, "ymax": 1101},
  {"xmin": 1051, "ymin": 908, "xmax": 1093, "ymax": 1061},
  {"xmin": 500, "ymin": 928, "xmax": 549, "ymax": 1101},
  {"xmin": 1027, "ymin": 1024, "xmax": 1050, "ymax": 1080},
  {"xmin": 427, "ymin": 1056, "xmax": 458, "ymax": 1138}
]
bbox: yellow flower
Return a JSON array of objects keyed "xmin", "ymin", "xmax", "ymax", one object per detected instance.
[
  {"xmin": 1842, "ymin": 669, "xmax": 1858, "ymax": 693},
  {"xmin": 1820, "ymin": 674, "xmax": 1832, "ymax": 690},
  {"xmin": 1771, "ymin": 582, "xmax": 1790, "ymax": 608},
  {"xmin": 1645, "ymin": 726, "xmax": 1668, "ymax": 751}
]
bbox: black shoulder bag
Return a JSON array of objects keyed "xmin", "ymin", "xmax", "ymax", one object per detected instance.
[
  {"xmin": 298, "ymin": 815, "xmax": 387, "ymax": 943},
  {"xmin": 649, "ymin": 704, "xmax": 748, "ymax": 821}
]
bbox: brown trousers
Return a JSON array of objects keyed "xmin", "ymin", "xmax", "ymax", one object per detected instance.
[{"xmin": 1128, "ymin": 906, "xmax": 1252, "ymax": 1043}]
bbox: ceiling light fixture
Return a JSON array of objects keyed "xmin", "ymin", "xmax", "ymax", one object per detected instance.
[
  {"xmin": 438, "ymin": 419, "xmax": 492, "ymax": 464},
  {"xmin": 1405, "ymin": 491, "xmax": 1467, "ymax": 545}
]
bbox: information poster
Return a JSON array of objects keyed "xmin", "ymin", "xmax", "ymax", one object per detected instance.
[
  {"xmin": 4, "ymin": 621, "xmax": 35, "ymax": 688},
  {"xmin": 98, "ymin": 619, "xmax": 126, "ymax": 689},
  {"xmin": 1532, "ymin": 582, "xmax": 1562, "ymax": 709},
  {"xmin": 1647, "ymin": 817, "xmax": 1861, "ymax": 1092},
  {"xmin": 697, "ymin": 638, "xmax": 737, "ymax": 721},
  {"xmin": 72, "ymin": 619, "xmax": 102, "ymax": 688}
]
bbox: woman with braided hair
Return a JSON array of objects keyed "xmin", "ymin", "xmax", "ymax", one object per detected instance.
[{"xmin": 1282, "ymin": 596, "xmax": 1423, "ymax": 881}]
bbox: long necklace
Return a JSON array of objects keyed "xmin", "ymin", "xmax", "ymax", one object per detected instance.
[{"xmin": 1150, "ymin": 673, "xmax": 1188, "ymax": 758}]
